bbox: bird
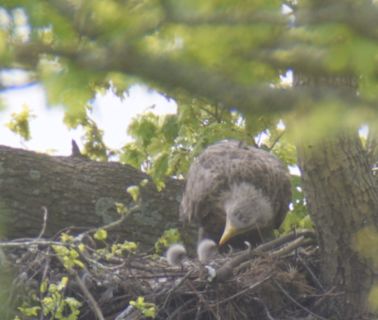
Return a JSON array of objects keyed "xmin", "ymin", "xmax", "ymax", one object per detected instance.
[
  {"xmin": 180, "ymin": 140, "xmax": 291, "ymax": 248},
  {"xmin": 197, "ymin": 239, "xmax": 217, "ymax": 264},
  {"xmin": 166, "ymin": 244, "xmax": 187, "ymax": 266}
]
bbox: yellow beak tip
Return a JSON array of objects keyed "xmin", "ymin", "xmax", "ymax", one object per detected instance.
[{"xmin": 218, "ymin": 224, "xmax": 238, "ymax": 246}]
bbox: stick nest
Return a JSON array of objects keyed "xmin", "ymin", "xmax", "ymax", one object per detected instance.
[{"xmin": 2, "ymin": 225, "xmax": 326, "ymax": 320}]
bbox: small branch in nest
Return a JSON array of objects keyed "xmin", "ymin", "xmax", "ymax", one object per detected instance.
[
  {"xmin": 270, "ymin": 235, "xmax": 306, "ymax": 257},
  {"xmin": 165, "ymin": 298, "xmax": 197, "ymax": 320},
  {"xmin": 297, "ymin": 255, "xmax": 325, "ymax": 292},
  {"xmin": 0, "ymin": 239, "xmax": 65, "ymax": 248},
  {"xmin": 210, "ymin": 275, "xmax": 272, "ymax": 307},
  {"xmin": 257, "ymin": 229, "xmax": 316, "ymax": 252},
  {"xmin": 114, "ymin": 305, "xmax": 136, "ymax": 320},
  {"xmin": 215, "ymin": 229, "xmax": 316, "ymax": 282},
  {"xmin": 73, "ymin": 271, "xmax": 106, "ymax": 320},
  {"xmin": 162, "ymin": 270, "xmax": 193, "ymax": 309},
  {"xmin": 252, "ymin": 297, "xmax": 276, "ymax": 320},
  {"xmin": 185, "ymin": 278, "xmax": 218, "ymax": 319},
  {"xmin": 273, "ymin": 279, "xmax": 328, "ymax": 320},
  {"xmin": 312, "ymin": 287, "xmax": 343, "ymax": 309}
]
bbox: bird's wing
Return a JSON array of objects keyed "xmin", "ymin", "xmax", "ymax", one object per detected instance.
[
  {"xmin": 180, "ymin": 148, "xmax": 229, "ymax": 223},
  {"xmin": 224, "ymin": 145, "xmax": 291, "ymax": 228},
  {"xmin": 180, "ymin": 141, "xmax": 291, "ymax": 229}
]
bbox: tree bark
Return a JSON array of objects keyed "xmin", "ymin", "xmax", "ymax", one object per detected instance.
[
  {"xmin": 0, "ymin": 145, "xmax": 196, "ymax": 249},
  {"xmin": 297, "ymin": 131, "xmax": 378, "ymax": 318},
  {"xmin": 293, "ymin": 67, "xmax": 378, "ymax": 318},
  {"xmin": 293, "ymin": 2, "xmax": 378, "ymax": 315}
]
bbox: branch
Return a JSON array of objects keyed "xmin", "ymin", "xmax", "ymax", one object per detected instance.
[
  {"xmin": 214, "ymin": 229, "xmax": 316, "ymax": 282},
  {"xmin": 20, "ymin": 40, "xmax": 377, "ymax": 118},
  {"xmin": 160, "ymin": 0, "xmax": 289, "ymax": 27},
  {"xmin": 210, "ymin": 275, "xmax": 272, "ymax": 306},
  {"xmin": 298, "ymin": 1, "xmax": 378, "ymax": 42},
  {"xmin": 273, "ymin": 279, "xmax": 328, "ymax": 320},
  {"xmin": 73, "ymin": 271, "xmax": 106, "ymax": 320},
  {"xmin": 36, "ymin": 207, "xmax": 48, "ymax": 239}
]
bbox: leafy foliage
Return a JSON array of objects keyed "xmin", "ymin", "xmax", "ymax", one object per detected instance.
[
  {"xmin": 280, "ymin": 175, "xmax": 312, "ymax": 233},
  {"xmin": 1, "ymin": 1, "xmax": 378, "ymax": 316},
  {"xmin": 1, "ymin": 0, "xmax": 376, "ymax": 154},
  {"xmin": 63, "ymin": 106, "xmax": 109, "ymax": 161},
  {"xmin": 129, "ymin": 296, "xmax": 157, "ymax": 318},
  {"xmin": 0, "ymin": 0, "xmax": 376, "ymax": 167},
  {"xmin": 6, "ymin": 105, "xmax": 35, "ymax": 141},
  {"xmin": 12, "ymin": 226, "xmax": 139, "ymax": 319},
  {"xmin": 96, "ymin": 240, "xmax": 138, "ymax": 260},
  {"xmin": 17, "ymin": 277, "xmax": 81, "ymax": 320},
  {"xmin": 154, "ymin": 228, "xmax": 182, "ymax": 255},
  {"xmin": 121, "ymin": 101, "xmax": 281, "ymax": 188}
]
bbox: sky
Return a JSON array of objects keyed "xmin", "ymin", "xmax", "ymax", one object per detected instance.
[{"xmin": 0, "ymin": 84, "xmax": 177, "ymax": 155}]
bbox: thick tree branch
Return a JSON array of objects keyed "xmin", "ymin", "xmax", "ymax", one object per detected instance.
[
  {"xmin": 298, "ymin": 1, "xmax": 378, "ymax": 41},
  {"xmin": 0, "ymin": 145, "xmax": 196, "ymax": 249},
  {"xmin": 12, "ymin": 42, "xmax": 374, "ymax": 118}
]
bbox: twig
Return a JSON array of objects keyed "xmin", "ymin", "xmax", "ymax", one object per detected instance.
[
  {"xmin": 37, "ymin": 206, "xmax": 48, "ymax": 239},
  {"xmin": 39, "ymin": 250, "xmax": 51, "ymax": 320},
  {"xmin": 256, "ymin": 229, "xmax": 316, "ymax": 253},
  {"xmin": 268, "ymin": 130, "xmax": 286, "ymax": 151},
  {"xmin": 79, "ymin": 205, "xmax": 141, "ymax": 239},
  {"xmin": 185, "ymin": 279, "xmax": 218, "ymax": 319},
  {"xmin": 252, "ymin": 297, "xmax": 276, "ymax": 320},
  {"xmin": 298, "ymin": 255, "xmax": 325, "ymax": 292},
  {"xmin": 162, "ymin": 270, "xmax": 193, "ymax": 309},
  {"xmin": 312, "ymin": 287, "xmax": 343, "ymax": 308},
  {"xmin": 0, "ymin": 239, "xmax": 66, "ymax": 248},
  {"xmin": 215, "ymin": 229, "xmax": 316, "ymax": 281},
  {"xmin": 73, "ymin": 271, "xmax": 105, "ymax": 320},
  {"xmin": 166, "ymin": 298, "xmax": 196, "ymax": 320},
  {"xmin": 270, "ymin": 236, "xmax": 306, "ymax": 257},
  {"xmin": 114, "ymin": 305, "xmax": 137, "ymax": 320},
  {"xmin": 0, "ymin": 206, "xmax": 141, "ymax": 251},
  {"xmin": 273, "ymin": 279, "xmax": 329, "ymax": 320},
  {"xmin": 210, "ymin": 275, "xmax": 272, "ymax": 306}
]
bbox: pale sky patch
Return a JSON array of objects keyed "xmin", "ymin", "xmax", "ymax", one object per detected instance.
[{"xmin": 0, "ymin": 84, "xmax": 177, "ymax": 155}]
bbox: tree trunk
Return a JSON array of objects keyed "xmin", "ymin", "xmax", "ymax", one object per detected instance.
[
  {"xmin": 297, "ymin": 132, "xmax": 378, "ymax": 318},
  {"xmin": 0, "ymin": 145, "xmax": 196, "ymax": 249},
  {"xmin": 294, "ymin": 72, "xmax": 378, "ymax": 317}
]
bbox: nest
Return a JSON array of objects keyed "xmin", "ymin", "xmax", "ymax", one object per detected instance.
[{"xmin": 0, "ymin": 222, "xmax": 329, "ymax": 320}]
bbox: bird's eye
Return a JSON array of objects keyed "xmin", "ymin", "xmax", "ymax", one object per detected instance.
[{"xmin": 234, "ymin": 210, "xmax": 250, "ymax": 224}]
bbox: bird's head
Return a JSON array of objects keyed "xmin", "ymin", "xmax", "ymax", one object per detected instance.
[{"xmin": 219, "ymin": 183, "xmax": 274, "ymax": 246}]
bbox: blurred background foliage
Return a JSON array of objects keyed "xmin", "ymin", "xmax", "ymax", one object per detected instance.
[
  {"xmin": 1, "ymin": 0, "xmax": 377, "ymax": 236},
  {"xmin": 1, "ymin": 0, "xmax": 378, "ymax": 315}
]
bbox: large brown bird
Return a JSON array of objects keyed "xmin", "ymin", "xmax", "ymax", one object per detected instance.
[{"xmin": 180, "ymin": 140, "xmax": 291, "ymax": 247}]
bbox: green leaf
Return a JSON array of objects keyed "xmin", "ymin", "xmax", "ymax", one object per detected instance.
[
  {"xmin": 129, "ymin": 296, "xmax": 157, "ymax": 318},
  {"xmin": 94, "ymin": 228, "xmax": 108, "ymax": 241},
  {"xmin": 160, "ymin": 114, "xmax": 179, "ymax": 144},
  {"xmin": 60, "ymin": 233, "xmax": 74, "ymax": 243},
  {"xmin": 127, "ymin": 185, "xmax": 140, "ymax": 202},
  {"xmin": 18, "ymin": 306, "xmax": 41, "ymax": 317},
  {"xmin": 6, "ymin": 105, "xmax": 35, "ymax": 141},
  {"xmin": 154, "ymin": 228, "xmax": 181, "ymax": 254},
  {"xmin": 128, "ymin": 113, "xmax": 159, "ymax": 148},
  {"xmin": 115, "ymin": 202, "xmax": 128, "ymax": 215}
]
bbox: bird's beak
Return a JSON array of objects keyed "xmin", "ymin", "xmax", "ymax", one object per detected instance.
[{"xmin": 219, "ymin": 220, "xmax": 238, "ymax": 246}]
